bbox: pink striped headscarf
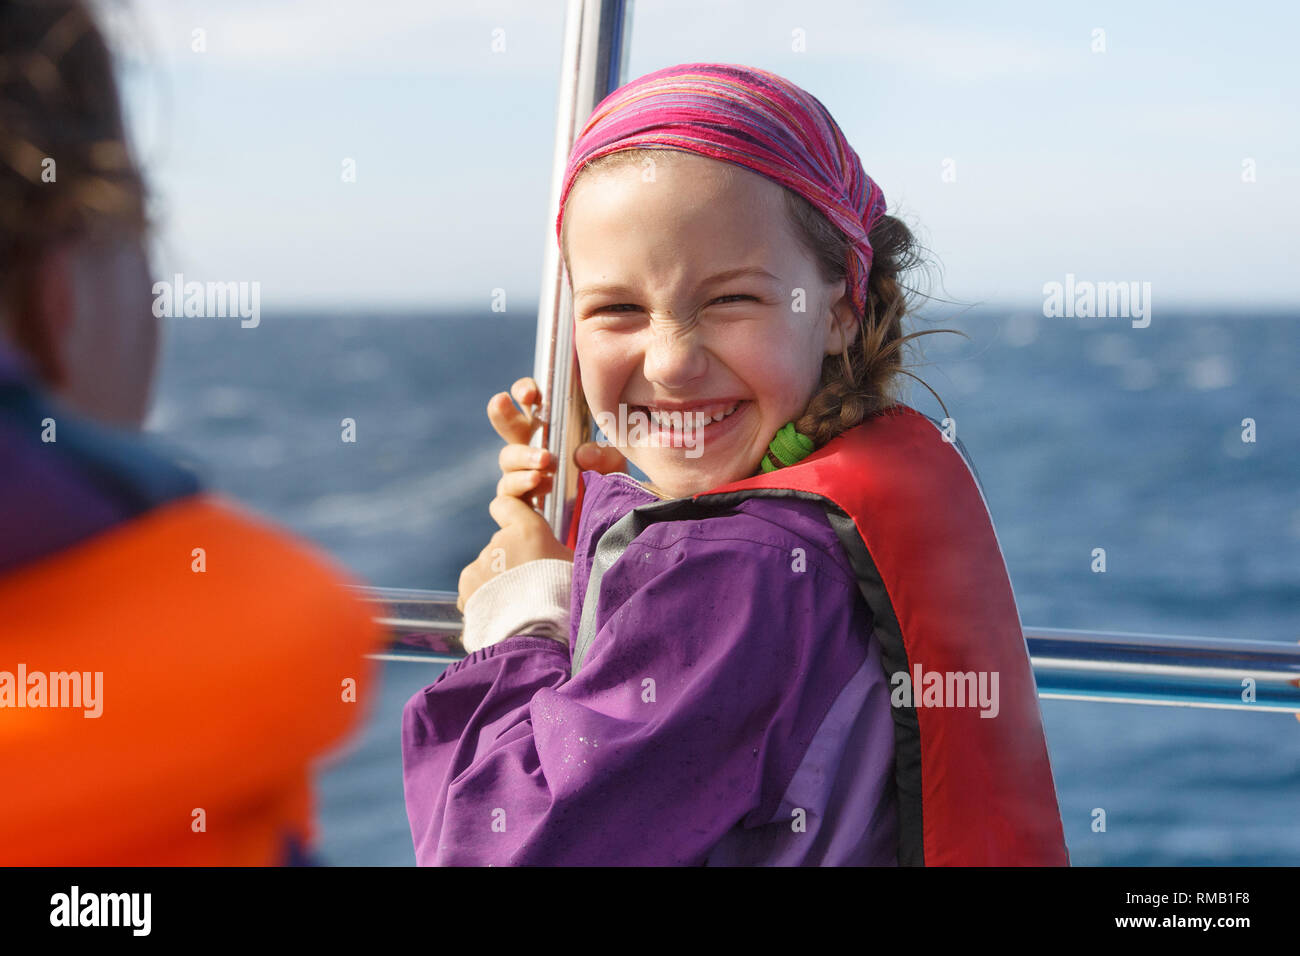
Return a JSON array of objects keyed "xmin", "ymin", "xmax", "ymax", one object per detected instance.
[{"xmin": 556, "ymin": 62, "xmax": 888, "ymax": 319}]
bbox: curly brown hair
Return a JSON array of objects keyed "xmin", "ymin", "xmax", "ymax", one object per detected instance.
[
  {"xmin": 560, "ymin": 147, "xmax": 954, "ymax": 458},
  {"xmin": 0, "ymin": 0, "xmax": 148, "ymax": 371}
]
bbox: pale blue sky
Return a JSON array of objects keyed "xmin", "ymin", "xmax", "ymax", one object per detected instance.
[{"xmin": 108, "ymin": 0, "xmax": 1299, "ymax": 312}]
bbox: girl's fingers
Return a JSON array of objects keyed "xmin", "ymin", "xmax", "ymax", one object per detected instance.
[
  {"xmin": 497, "ymin": 470, "xmax": 553, "ymax": 500},
  {"xmin": 510, "ymin": 377, "xmax": 540, "ymax": 411},
  {"xmin": 486, "ymin": 392, "xmax": 536, "ymax": 446},
  {"xmin": 574, "ymin": 441, "xmax": 627, "ymax": 475},
  {"xmin": 498, "ymin": 443, "xmax": 552, "ymax": 475},
  {"xmin": 488, "ymin": 493, "xmax": 542, "ymax": 530},
  {"xmin": 487, "ymin": 375, "xmax": 543, "ymax": 446}
]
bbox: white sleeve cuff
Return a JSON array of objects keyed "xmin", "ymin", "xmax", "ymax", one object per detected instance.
[{"xmin": 460, "ymin": 558, "xmax": 573, "ymax": 654}]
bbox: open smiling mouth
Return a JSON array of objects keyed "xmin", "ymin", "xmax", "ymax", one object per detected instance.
[{"xmin": 624, "ymin": 400, "xmax": 750, "ymax": 449}]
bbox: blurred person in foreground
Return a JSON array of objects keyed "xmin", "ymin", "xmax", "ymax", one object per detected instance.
[{"xmin": 0, "ymin": 0, "xmax": 381, "ymax": 865}]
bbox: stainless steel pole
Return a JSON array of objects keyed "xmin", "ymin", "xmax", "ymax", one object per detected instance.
[{"xmin": 533, "ymin": 0, "xmax": 635, "ymax": 542}]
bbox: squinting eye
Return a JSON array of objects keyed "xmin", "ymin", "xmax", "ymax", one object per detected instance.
[{"xmin": 588, "ymin": 295, "xmax": 755, "ymax": 317}]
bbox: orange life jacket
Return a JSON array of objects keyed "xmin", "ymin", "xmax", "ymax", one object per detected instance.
[{"xmin": 0, "ymin": 492, "xmax": 381, "ymax": 865}]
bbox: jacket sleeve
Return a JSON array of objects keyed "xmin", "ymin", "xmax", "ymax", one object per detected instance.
[
  {"xmin": 458, "ymin": 558, "xmax": 572, "ymax": 653},
  {"xmin": 400, "ymin": 529, "xmax": 870, "ymax": 865}
]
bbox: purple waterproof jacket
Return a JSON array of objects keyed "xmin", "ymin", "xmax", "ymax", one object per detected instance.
[{"xmin": 401, "ymin": 469, "xmax": 899, "ymax": 865}]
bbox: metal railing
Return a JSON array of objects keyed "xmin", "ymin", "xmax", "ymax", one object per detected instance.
[{"xmin": 356, "ymin": 587, "xmax": 1300, "ymax": 714}]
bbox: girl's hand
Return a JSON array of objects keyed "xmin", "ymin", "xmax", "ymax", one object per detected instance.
[
  {"xmin": 489, "ymin": 376, "xmax": 627, "ymax": 509},
  {"xmin": 457, "ymin": 496, "xmax": 574, "ymax": 613}
]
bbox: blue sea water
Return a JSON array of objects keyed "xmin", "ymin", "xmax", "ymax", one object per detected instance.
[{"xmin": 149, "ymin": 305, "xmax": 1300, "ymax": 866}]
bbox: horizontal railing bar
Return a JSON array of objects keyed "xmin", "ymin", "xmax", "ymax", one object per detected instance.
[{"xmin": 357, "ymin": 588, "xmax": 1300, "ymax": 712}]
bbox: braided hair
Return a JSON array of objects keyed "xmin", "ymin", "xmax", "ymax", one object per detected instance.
[{"xmin": 782, "ymin": 185, "xmax": 954, "ymax": 448}]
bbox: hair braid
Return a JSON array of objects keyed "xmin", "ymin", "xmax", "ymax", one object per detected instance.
[{"xmin": 785, "ymin": 190, "xmax": 954, "ymax": 450}]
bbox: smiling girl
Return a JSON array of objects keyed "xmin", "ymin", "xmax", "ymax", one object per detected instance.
[{"xmin": 402, "ymin": 63, "xmax": 1067, "ymax": 866}]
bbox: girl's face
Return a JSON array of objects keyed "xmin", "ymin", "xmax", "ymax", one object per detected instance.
[{"xmin": 565, "ymin": 151, "xmax": 859, "ymax": 499}]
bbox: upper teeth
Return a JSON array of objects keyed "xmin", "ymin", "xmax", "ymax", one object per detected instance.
[{"xmin": 646, "ymin": 402, "xmax": 739, "ymax": 427}]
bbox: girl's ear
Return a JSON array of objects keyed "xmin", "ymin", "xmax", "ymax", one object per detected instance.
[{"xmin": 824, "ymin": 281, "xmax": 860, "ymax": 356}]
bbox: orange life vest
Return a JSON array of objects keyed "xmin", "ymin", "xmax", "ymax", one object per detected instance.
[{"xmin": 0, "ymin": 493, "xmax": 382, "ymax": 865}]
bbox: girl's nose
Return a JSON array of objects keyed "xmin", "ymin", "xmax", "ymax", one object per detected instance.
[{"xmin": 641, "ymin": 324, "xmax": 708, "ymax": 390}]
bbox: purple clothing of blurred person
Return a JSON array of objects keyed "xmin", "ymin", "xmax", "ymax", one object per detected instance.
[{"xmin": 401, "ymin": 467, "xmax": 899, "ymax": 866}]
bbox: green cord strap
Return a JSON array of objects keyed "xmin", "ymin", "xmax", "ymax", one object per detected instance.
[{"xmin": 760, "ymin": 421, "xmax": 815, "ymax": 473}]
